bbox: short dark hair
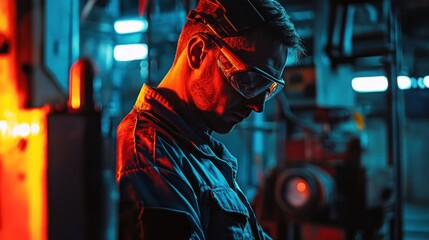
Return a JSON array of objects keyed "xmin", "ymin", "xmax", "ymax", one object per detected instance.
[
  {"xmin": 252, "ymin": 0, "xmax": 304, "ymax": 54},
  {"xmin": 173, "ymin": 0, "xmax": 304, "ymax": 64}
]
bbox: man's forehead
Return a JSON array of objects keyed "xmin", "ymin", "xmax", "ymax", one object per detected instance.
[
  {"xmin": 239, "ymin": 35, "xmax": 288, "ymax": 61},
  {"xmin": 238, "ymin": 40, "xmax": 289, "ymax": 78}
]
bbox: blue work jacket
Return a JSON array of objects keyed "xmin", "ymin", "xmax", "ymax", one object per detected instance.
[{"xmin": 116, "ymin": 84, "xmax": 271, "ymax": 240}]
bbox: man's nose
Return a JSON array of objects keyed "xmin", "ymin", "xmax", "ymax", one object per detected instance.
[{"xmin": 246, "ymin": 93, "xmax": 266, "ymax": 113}]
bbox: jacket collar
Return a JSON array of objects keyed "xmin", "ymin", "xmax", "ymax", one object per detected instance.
[{"xmin": 134, "ymin": 84, "xmax": 238, "ymax": 177}]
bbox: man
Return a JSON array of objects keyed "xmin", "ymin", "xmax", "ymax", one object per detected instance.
[{"xmin": 116, "ymin": 0, "xmax": 304, "ymax": 239}]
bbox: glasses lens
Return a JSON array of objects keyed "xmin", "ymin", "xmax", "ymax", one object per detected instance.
[
  {"xmin": 230, "ymin": 71, "xmax": 284, "ymax": 100},
  {"xmin": 217, "ymin": 48, "xmax": 284, "ymax": 100}
]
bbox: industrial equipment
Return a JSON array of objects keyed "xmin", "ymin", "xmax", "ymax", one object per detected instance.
[{"xmin": 253, "ymin": 105, "xmax": 393, "ymax": 240}]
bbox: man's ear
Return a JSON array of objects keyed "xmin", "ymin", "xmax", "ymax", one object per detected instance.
[{"xmin": 187, "ymin": 35, "xmax": 209, "ymax": 69}]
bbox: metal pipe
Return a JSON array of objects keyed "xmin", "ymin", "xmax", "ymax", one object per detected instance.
[{"xmin": 384, "ymin": 0, "xmax": 403, "ymax": 238}]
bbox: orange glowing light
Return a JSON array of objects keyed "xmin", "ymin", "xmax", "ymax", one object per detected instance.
[
  {"xmin": 0, "ymin": 109, "xmax": 48, "ymax": 240},
  {"xmin": 0, "ymin": 2, "xmax": 18, "ymax": 110},
  {"xmin": 0, "ymin": 120, "xmax": 7, "ymax": 133},
  {"xmin": 297, "ymin": 181, "xmax": 307, "ymax": 192},
  {"xmin": 1, "ymin": 1, "xmax": 47, "ymax": 239},
  {"xmin": 69, "ymin": 62, "xmax": 82, "ymax": 110},
  {"xmin": 13, "ymin": 122, "xmax": 31, "ymax": 137},
  {"xmin": 68, "ymin": 58, "xmax": 95, "ymax": 111},
  {"xmin": 287, "ymin": 177, "xmax": 311, "ymax": 207},
  {"xmin": 27, "ymin": 109, "xmax": 48, "ymax": 240}
]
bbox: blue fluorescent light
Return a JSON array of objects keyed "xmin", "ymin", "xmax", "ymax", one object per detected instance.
[
  {"xmin": 113, "ymin": 44, "xmax": 148, "ymax": 61},
  {"xmin": 352, "ymin": 76, "xmax": 388, "ymax": 92},
  {"xmin": 114, "ymin": 19, "xmax": 148, "ymax": 34},
  {"xmin": 397, "ymin": 76, "xmax": 412, "ymax": 90},
  {"xmin": 351, "ymin": 75, "xmax": 426, "ymax": 92},
  {"xmin": 424, "ymin": 76, "xmax": 429, "ymax": 88}
]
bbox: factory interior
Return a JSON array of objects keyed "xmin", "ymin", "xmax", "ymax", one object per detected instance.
[{"xmin": 1, "ymin": 0, "xmax": 429, "ymax": 239}]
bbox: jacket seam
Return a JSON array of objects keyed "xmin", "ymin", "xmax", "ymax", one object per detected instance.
[{"xmin": 132, "ymin": 112, "xmax": 140, "ymax": 169}]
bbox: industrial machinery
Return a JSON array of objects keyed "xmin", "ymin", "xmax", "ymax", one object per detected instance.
[
  {"xmin": 253, "ymin": 105, "xmax": 393, "ymax": 240},
  {"xmin": 250, "ymin": 0, "xmax": 401, "ymax": 238}
]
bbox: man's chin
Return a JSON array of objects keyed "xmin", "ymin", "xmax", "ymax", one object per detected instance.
[{"xmin": 211, "ymin": 123, "xmax": 236, "ymax": 134}]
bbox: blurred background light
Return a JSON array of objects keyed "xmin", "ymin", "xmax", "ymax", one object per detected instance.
[
  {"xmin": 114, "ymin": 18, "xmax": 148, "ymax": 34},
  {"xmin": 13, "ymin": 123, "xmax": 31, "ymax": 137},
  {"xmin": 113, "ymin": 43, "xmax": 148, "ymax": 62},
  {"xmin": 424, "ymin": 76, "xmax": 429, "ymax": 88},
  {"xmin": 352, "ymin": 75, "xmax": 429, "ymax": 92},
  {"xmin": 397, "ymin": 76, "xmax": 412, "ymax": 90},
  {"xmin": 352, "ymin": 76, "xmax": 388, "ymax": 92},
  {"xmin": 0, "ymin": 120, "xmax": 7, "ymax": 134},
  {"xmin": 287, "ymin": 177, "xmax": 311, "ymax": 208}
]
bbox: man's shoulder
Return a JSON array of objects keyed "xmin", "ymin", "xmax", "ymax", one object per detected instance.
[
  {"xmin": 117, "ymin": 110, "xmax": 185, "ymax": 163},
  {"xmin": 117, "ymin": 110, "xmax": 156, "ymax": 145}
]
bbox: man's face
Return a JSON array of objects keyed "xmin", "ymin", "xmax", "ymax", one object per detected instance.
[{"xmin": 189, "ymin": 33, "xmax": 289, "ymax": 134}]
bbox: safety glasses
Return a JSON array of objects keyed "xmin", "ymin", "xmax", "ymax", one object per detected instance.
[{"xmin": 201, "ymin": 33, "xmax": 285, "ymax": 100}]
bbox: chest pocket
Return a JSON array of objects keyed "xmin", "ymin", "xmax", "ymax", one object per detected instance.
[{"xmin": 206, "ymin": 187, "xmax": 255, "ymax": 240}]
